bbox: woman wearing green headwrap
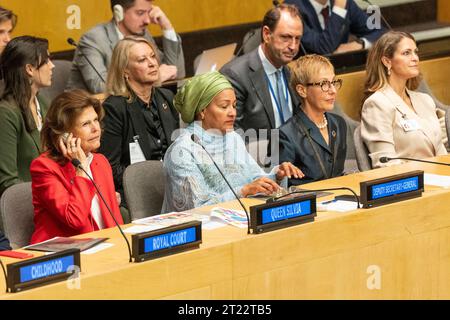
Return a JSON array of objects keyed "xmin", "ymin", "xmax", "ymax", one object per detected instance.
[{"xmin": 162, "ymin": 71, "xmax": 303, "ymax": 213}]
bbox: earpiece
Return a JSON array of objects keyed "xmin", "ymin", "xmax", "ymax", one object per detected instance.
[{"xmin": 113, "ymin": 4, "xmax": 124, "ymax": 23}]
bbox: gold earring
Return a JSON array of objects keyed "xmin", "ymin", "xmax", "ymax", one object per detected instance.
[{"xmin": 387, "ymin": 67, "xmax": 391, "ymax": 76}]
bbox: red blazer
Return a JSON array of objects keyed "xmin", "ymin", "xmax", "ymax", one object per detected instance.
[{"xmin": 30, "ymin": 153, "xmax": 124, "ymax": 244}]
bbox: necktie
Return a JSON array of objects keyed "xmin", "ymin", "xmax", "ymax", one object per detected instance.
[
  {"xmin": 275, "ymin": 70, "xmax": 291, "ymax": 123},
  {"xmin": 321, "ymin": 6, "xmax": 329, "ymax": 27}
]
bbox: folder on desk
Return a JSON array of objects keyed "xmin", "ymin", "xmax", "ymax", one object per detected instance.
[{"xmin": 24, "ymin": 237, "xmax": 108, "ymax": 252}]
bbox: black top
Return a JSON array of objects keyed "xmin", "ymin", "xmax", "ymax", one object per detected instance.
[
  {"xmin": 0, "ymin": 230, "xmax": 11, "ymax": 251},
  {"xmin": 276, "ymin": 107, "xmax": 347, "ymax": 186},
  {"xmin": 136, "ymin": 95, "xmax": 168, "ymax": 160},
  {"xmin": 99, "ymin": 87, "xmax": 179, "ymax": 205}
]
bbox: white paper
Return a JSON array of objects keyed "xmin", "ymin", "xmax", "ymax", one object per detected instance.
[
  {"xmin": 202, "ymin": 220, "xmax": 227, "ymax": 230},
  {"xmin": 123, "ymin": 225, "xmax": 162, "ymax": 234},
  {"xmin": 81, "ymin": 243, "xmax": 114, "ymax": 255},
  {"xmin": 320, "ymin": 200, "xmax": 358, "ymax": 212},
  {"xmin": 424, "ymin": 173, "xmax": 450, "ymax": 188}
]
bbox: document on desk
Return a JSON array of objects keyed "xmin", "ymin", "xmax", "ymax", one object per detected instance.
[
  {"xmin": 318, "ymin": 200, "xmax": 358, "ymax": 212},
  {"xmin": 424, "ymin": 173, "xmax": 450, "ymax": 188},
  {"xmin": 81, "ymin": 243, "xmax": 114, "ymax": 255}
]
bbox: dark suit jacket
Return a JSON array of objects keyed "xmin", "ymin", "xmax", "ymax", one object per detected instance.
[
  {"xmin": 99, "ymin": 88, "xmax": 179, "ymax": 198},
  {"xmin": 220, "ymin": 48, "xmax": 300, "ymax": 136},
  {"xmin": 0, "ymin": 95, "xmax": 48, "ymax": 196},
  {"xmin": 66, "ymin": 20, "xmax": 185, "ymax": 94},
  {"xmin": 277, "ymin": 108, "xmax": 347, "ymax": 185},
  {"xmin": 30, "ymin": 153, "xmax": 123, "ymax": 244},
  {"xmin": 285, "ymin": 0, "xmax": 385, "ymax": 54},
  {"xmin": 0, "ymin": 231, "xmax": 11, "ymax": 251}
]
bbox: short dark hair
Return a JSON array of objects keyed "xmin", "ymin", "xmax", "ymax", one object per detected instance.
[
  {"xmin": 41, "ymin": 89, "xmax": 104, "ymax": 164},
  {"xmin": 262, "ymin": 3, "xmax": 301, "ymax": 32},
  {"xmin": 110, "ymin": 0, "xmax": 152, "ymax": 12},
  {"xmin": 0, "ymin": 6, "xmax": 17, "ymax": 28}
]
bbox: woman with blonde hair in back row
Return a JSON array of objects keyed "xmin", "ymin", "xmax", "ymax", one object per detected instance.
[
  {"xmin": 99, "ymin": 36, "xmax": 179, "ymax": 212},
  {"xmin": 277, "ymin": 54, "xmax": 347, "ymax": 186}
]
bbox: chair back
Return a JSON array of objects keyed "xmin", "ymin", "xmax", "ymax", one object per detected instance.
[
  {"xmin": 353, "ymin": 125, "xmax": 372, "ymax": 172},
  {"xmin": 123, "ymin": 160, "xmax": 165, "ymax": 220},
  {"xmin": 0, "ymin": 182, "xmax": 34, "ymax": 248},
  {"xmin": 39, "ymin": 60, "xmax": 72, "ymax": 104},
  {"xmin": 446, "ymin": 108, "xmax": 450, "ymax": 144}
]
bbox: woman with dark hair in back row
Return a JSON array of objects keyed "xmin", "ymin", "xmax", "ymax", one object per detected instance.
[{"xmin": 0, "ymin": 36, "xmax": 54, "ymax": 196}]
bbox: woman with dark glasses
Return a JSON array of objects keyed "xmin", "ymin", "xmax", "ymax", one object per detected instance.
[{"xmin": 276, "ymin": 54, "xmax": 347, "ymax": 185}]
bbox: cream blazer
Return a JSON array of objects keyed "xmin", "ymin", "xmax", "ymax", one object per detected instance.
[{"xmin": 361, "ymin": 85, "xmax": 447, "ymax": 168}]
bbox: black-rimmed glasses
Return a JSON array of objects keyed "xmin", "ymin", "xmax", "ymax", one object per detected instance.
[{"xmin": 306, "ymin": 79, "xmax": 343, "ymax": 92}]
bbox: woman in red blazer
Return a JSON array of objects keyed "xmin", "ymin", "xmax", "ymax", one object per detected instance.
[{"xmin": 30, "ymin": 89, "xmax": 123, "ymax": 244}]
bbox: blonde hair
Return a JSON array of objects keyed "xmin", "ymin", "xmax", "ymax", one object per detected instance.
[
  {"xmin": 289, "ymin": 54, "xmax": 334, "ymax": 101},
  {"xmin": 363, "ymin": 31, "xmax": 421, "ymax": 105},
  {"xmin": 106, "ymin": 36, "xmax": 160, "ymax": 101}
]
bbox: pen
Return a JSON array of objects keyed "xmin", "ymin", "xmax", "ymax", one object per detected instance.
[{"xmin": 321, "ymin": 199, "xmax": 337, "ymax": 205}]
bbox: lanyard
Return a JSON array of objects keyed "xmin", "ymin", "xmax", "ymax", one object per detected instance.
[{"xmin": 265, "ymin": 70, "xmax": 290, "ymax": 124}]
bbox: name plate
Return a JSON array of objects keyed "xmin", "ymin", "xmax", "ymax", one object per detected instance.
[
  {"xmin": 6, "ymin": 248, "xmax": 81, "ymax": 293},
  {"xmin": 360, "ymin": 170, "xmax": 424, "ymax": 208},
  {"xmin": 132, "ymin": 220, "xmax": 202, "ymax": 262},
  {"xmin": 250, "ymin": 194, "xmax": 316, "ymax": 234}
]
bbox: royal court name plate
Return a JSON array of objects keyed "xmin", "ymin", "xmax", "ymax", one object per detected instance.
[{"xmin": 132, "ymin": 220, "xmax": 202, "ymax": 262}]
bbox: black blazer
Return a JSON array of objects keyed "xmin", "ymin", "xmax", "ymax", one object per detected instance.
[
  {"xmin": 277, "ymin": 108, "xmax": 347, "ymax": 185},
  {"xmin": 0, "ymin": 230, "xmax": 11, "ymax": 251},
  {"xmin": 99, "ymin": 88, "xmax": 179, "ymax": 193}
]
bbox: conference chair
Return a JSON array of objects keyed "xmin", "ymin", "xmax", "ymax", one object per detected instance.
[
  {"xmin": 331, "ymin": 103, "xmax": 358, "ymax": 160},
  {"xmin": 446, "ymin": 108, "xmax": 450, "ymax": 145},
  {"xmin": 39, "ymin": 59, "xmax": 72, "ymax": 104},
  {"xmin": 0, "ymin": 182, "xmax": 34, "ymax": 248},
  {"xmin": 353, "ymin": 125, "xmax": 372, "ymax": 172},
  {"xmin": 241, "ymin": 27, "xmax": 261, "ymax": 55},
  {"xmin": 122, "ymin": 160, "xmax": 165, "ymax": 221}
]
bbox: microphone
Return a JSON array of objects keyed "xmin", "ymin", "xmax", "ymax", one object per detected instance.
[
  {"xmin": 67, "ymin": 38, "xmax": 106, "ymax": 84},
  {"xmin": 268, "ymin": 187, "xmax": 361, "ymax": 209},
  {"xmin": 191, "ymin": 134, "xmax": 251, "ymax": 234},
  {"xmin": 71, "ymin": 159, "xmax": 133, "ymax": 262},
  {"xmin": 379, "ymin": 156, "xmax": 450, "ymax": 166},
  {"xmin": 362, "ymin": 0, "xmax": 393, "ymax": 30}
]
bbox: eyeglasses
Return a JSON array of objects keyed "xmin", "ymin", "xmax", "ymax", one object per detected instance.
[{"xmin": 306, "ymin": 79, "xmax": 343, "ymax": 92}]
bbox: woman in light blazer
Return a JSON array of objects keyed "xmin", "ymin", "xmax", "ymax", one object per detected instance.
[{"xmin": 361, "ymin": 31, "xmax": 446, "ymax": 168}]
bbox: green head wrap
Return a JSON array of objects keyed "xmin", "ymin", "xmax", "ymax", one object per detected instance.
[{"xmin": 174, "ymin": 71, "xmax": 233, "ymax": 123}]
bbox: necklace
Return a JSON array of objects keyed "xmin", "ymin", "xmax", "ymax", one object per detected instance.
[{"xmin": 316, "ymin": 114, "xmax": 328, "ymax": 129}]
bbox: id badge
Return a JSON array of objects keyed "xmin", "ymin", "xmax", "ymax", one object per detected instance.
[
  {"xmin": 400, "ymin": 119, "xmax": 420, "ymax": 132},
  {"xmin": 129, "ymin": 141, "xmax": 146, "ymax": 164}
]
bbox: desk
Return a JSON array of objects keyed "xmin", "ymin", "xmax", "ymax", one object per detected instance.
[{"xmin": 1, "ymin": 156, "xmax": 450, "ymax": 299}]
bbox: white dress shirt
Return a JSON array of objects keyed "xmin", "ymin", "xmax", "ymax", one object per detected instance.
[
  {"xmin": 84, "ymin": 153, "xmax": 105, "ymax": 230},
  {"xmin": 258, "ymin": 45, "xmax": 293, "ymax": 128}
]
